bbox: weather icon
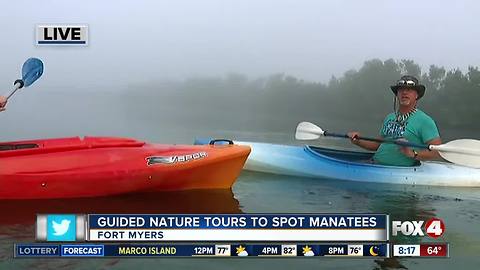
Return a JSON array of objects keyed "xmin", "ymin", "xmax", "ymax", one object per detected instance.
[
  {"xmin": 236, "ymin": 245, "xmax": 248, "ymax": 257},
  {"xmin": 369, "ymin": 246, "xmax": 380, "ymax": 256},
  {"xmin": 302, "ymin": 245, "xmax": 315, "ymax": 257}
]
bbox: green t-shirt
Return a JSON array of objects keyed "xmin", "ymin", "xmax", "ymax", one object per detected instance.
[{"xmin": 373, "ymin": 109, "xmax": 440, "ymax": 166}]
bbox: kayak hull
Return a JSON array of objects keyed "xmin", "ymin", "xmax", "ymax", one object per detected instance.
[
  {"xmin": 195, "ymin": 139, "xmax": 480, "ymax": 187},
  {"xmin": 0, "ymin": 137, "xmax": 250, "ymax": 199}
]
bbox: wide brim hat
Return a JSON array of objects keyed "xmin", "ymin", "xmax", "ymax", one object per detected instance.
[{"xmin": 390, "ymin": 75, "xmax": 426, "ymax": 99}]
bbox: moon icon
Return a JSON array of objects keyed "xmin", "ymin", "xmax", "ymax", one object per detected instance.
[{"xmin": 369, "ymin": 246, "xmax": 379, "ymax": 256}]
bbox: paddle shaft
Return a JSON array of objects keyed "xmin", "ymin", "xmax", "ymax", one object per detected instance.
[
  {"xmin": 6, "ymin": 83, "xmax": 21, "ymax": 101},
  {"xmin": 297, "ymin": 122, "xmax": 480, "ymax": 168},
  {"xmin": 323, "ymin": 131, "xmax": 430, "ymax": 150}
]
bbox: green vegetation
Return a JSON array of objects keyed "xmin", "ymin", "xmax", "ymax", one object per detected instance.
[{"xmin": 126, "ymin": 59, "xmax": 480, "ymax": 140}]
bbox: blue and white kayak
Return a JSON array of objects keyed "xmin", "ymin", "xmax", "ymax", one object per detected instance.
[{"xmin": 195, "ymin": 139, "xmax": 480, "ymax": 187}]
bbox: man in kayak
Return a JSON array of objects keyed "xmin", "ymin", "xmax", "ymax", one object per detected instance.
[
  {"xmin": 348, "ymin": 75, "xmax": 442, "ymax": 166},
  {"xmin": 0, "ymin": 96, "xmax": 6, "ymax": 112}
]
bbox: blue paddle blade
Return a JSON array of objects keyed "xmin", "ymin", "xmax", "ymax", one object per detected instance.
[{"xmin": 21, "ymin": 58, "xmax": 44, "ymax": 87}]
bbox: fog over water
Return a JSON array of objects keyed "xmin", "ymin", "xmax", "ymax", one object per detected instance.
[
  {"xmin": 1, "ymin": 0, "xmax": 479, "ymax": 88},
  {"xmin": 1, "ymin": 0, "xmax": 479, "ymax": 143}
]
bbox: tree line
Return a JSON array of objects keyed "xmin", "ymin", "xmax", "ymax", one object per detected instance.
[{"xmin": 125, "ymin": 59, "xmax": 480, "ymax": 139}]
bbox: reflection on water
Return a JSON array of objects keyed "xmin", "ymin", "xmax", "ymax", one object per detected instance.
[
  {"xmin": 0, "ymin": 189, "xmax": 241, "ymax": 225},
  {"xmin": 234, "ymin": 171, "xmax": 480, "ymax": 269}
]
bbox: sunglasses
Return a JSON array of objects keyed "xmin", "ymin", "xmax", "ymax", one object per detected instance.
[{"xmin": 397, "ymin": 80, "xmax": 416, "ymax": 86}]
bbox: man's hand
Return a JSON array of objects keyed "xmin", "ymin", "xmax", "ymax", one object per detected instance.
[
  {"xmin": 397, "ymin": 138, "xmax": 416, "ymax": 158},
  {"xmin": 348, "ymin": 132, "xmax": 382, "ymax": 151},
  {"xmin": 0, "ymin": 96, "xmax": 7, "ymax": 112},
  {"xmin": 399, "ymin": 146, "xmax": 416, "ymax": 158},
  {"xmin": 347, "ymin": 131, "xmax": 361, "ymax": 145}
]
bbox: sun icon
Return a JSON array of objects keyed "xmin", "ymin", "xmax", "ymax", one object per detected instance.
[
  {"xmin": 302, "ymin": 245, "xmax": 315, "ymax": 256},
  {"xmin": 236, "ymin": 245, "xmax": 246, "ymax": 254},
  {"xmin": 236, "ymin": 245, "xmax": 248, "ymax": 256}
]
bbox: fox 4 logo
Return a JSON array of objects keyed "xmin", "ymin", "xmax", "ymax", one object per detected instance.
[{"xmin": 392, "ymin": 218, "xmax": 445, "ymax": 238}]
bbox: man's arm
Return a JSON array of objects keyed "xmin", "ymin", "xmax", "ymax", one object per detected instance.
[
  {"xmin": 400, "ymin": 137, "xmax": 442, "ymax": 161},
  {"xmin": 347, "ymin": 132, "xmax": 381, "ymax": 151}
]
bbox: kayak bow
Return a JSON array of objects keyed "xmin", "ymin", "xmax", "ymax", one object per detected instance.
[{"xmin": 0, "ymin": 137, "xmax": 250, "ymax": 199}]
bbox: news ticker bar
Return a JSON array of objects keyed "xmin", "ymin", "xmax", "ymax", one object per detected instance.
[
  {"xmin": 15, "ymin": 243, "xmax": 390, "ymax": 258},
  {"xmin": 36, "ymin": 214, "xmax": 389, "ymax": 242},
  {"xmin": 16, "ymin": 243, "xmax": 449, "ymax": 258}
]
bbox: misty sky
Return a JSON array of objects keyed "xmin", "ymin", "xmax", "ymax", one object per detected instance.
[{"xmin": 1, "ymin": 0, "xmax": 479, "ymax": 91}]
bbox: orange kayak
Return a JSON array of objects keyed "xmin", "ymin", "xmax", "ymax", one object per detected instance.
[{"xmin": 0, "ymin": 137, "xmax": 250, "ymax": 199}]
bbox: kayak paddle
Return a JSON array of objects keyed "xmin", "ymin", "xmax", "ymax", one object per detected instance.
[
  {"xmin": 295, "ymin": 121, "xmax": 480, "ymax": 168},
  {"xmin": 6, "ymin": 58, "xmax": 44, "ymax": 101}
]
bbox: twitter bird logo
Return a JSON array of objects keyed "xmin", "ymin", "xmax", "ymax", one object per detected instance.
[
  {"xmin": 47, "ymin": 215, "xmax": 76, "ymax": 241},
  {"xmin": 52, "ymin": 219, "xmax": 71, "ymax": 236}
]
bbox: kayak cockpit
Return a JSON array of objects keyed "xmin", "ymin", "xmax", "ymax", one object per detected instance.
[
  {"xmin": 0, "ymin": 136, "xmax": 146, "ymax": 157},
  {"xmin": 0, "ymin": 143, "xmax": 39, "ymax": 151},
  {"xmin": 305, "ymin": 145, "xmax": 421, "ymax": 167},
  {"xmin": 307, "ymin": 145, "xmax": 374, "ymax": 162}
]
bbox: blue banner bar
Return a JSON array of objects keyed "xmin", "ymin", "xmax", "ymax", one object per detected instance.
[{"xmin": 88, "ymin": 214, "xmax": 387, "ymax": 229}]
